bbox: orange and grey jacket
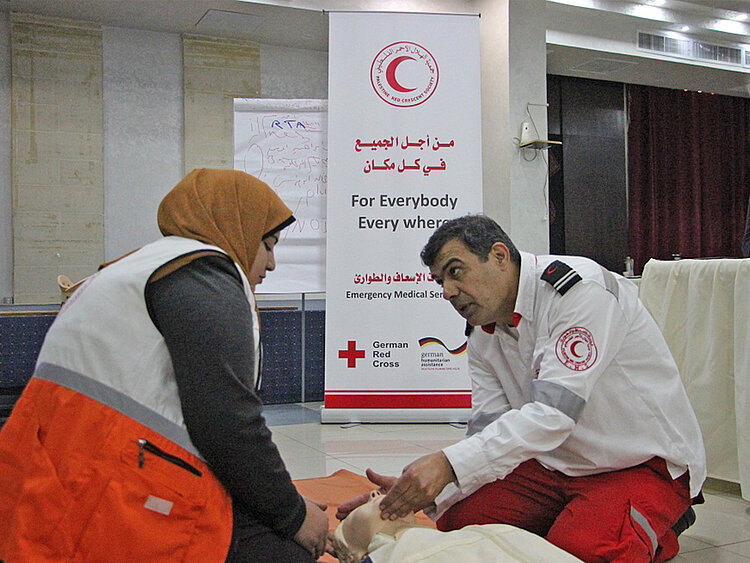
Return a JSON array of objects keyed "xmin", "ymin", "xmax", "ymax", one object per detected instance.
[{"xmin": 0, "ymin": 237, "xmax": 254, "ymax": 562}]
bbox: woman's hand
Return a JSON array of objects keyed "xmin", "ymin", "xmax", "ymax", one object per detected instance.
[{"xmin": 294, "ymin": 497, "xmax": 329, "ymax": 559}]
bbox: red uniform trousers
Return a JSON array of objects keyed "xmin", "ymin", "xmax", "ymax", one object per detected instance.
[{"xmin": 437, "ymin": 457, "xmax": 694, "ymax": 563}]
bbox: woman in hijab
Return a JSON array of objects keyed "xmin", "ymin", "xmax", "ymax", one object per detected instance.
[{"xmin": 0, "ymin": 169, "xmax": 330, "ymax": 562}]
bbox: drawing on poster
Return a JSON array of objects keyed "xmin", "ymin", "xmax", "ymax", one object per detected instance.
[{"xmin": 234, "ymin": 99, "xmax": 328, "ymax": 293}]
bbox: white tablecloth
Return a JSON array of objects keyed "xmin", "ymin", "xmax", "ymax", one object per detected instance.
[{"xmin": 640, "ymin": 258, "xmax": 750, "ymax": 499}]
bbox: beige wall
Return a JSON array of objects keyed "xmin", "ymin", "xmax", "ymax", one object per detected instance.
[
  {"xmin": 11, "ymin": 13, "xmax": 104, "ymax": 304},
  {"xmin": 182, "ymin": 34, "xmax": 260, "ymax": 174},
  {"xmin": 7, "ymin": 19, "xmax": 267, "ymax": 303}
]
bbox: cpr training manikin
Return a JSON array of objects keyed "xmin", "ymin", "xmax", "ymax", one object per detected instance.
[{"xmin": 332, "ymin": 490, "xmax": 583, "ymax": 563}]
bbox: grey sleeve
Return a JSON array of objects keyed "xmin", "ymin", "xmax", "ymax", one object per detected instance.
[
  {"xmin": 145, "ymin": 254, "xmax": 306, "ymax": 538},
  {"xmin": 743, "ymin": 195, "xmax": 750, "ymax": 258}
]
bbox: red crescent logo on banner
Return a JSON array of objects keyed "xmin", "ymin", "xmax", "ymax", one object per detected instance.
[
  {"xmin": 385, "ymin": 56, "xmax": 417, "ymax": 93},
  {"xmin": 371, "ymin": 42, "xmax": 439, "ymax": 107},
  {"xmin": 555, "ymin": 327, "xmax": 597, "ymax": 371}
]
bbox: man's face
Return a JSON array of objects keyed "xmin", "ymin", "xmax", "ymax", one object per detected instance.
[{"xmin": 429, "ymin": 238, "xmax": 518, "ymax": 326}]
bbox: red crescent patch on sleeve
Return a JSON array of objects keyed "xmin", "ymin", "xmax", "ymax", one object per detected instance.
[{"xmin": 555, "ymin": 327, "xmax": 598, "ymax": 371}]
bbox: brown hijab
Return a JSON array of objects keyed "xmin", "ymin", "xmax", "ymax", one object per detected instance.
[{"xmin": 157, "ymin": 168, "xmax": 294, "ymax": 282}]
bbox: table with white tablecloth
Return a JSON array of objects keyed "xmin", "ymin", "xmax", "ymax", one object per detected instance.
[{"xmin": 639, "ymin": 258, "xmax": 750, "ymax": 499}]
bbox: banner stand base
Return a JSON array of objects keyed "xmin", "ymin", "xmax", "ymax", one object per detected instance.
[{"xmin": 320, "ymin": 407, "xmax": 470, "ymax": 424}]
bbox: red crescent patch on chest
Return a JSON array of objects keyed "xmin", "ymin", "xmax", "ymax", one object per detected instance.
[{"xmin": 555, "ymin": 326, "xmax": 598, "ymax": 371}]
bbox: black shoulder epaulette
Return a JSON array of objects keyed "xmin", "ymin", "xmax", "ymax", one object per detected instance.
[
  {"xmin": 540, "ymin": 260, "xmax": 582, "ymax": 296},
  {"xmin": 465, "ymin": 321, "xmax": 473, "ymax": 337}
]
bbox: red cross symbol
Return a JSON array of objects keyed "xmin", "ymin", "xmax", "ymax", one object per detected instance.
[{"xmin": 338, "ymin": 340, "xmax": 365, "ymax": 368}]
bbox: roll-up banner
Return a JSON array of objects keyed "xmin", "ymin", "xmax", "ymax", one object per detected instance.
[{"xmin": 323, "ymin": 11, "xmax": 482, "ymax": 423}]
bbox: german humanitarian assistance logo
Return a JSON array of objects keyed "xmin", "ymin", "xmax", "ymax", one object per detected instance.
[
  {"xmin": 370, "ymin": 42, "xmax": 439, "ymax": 107},
  {"xmin": 418, "ymin": 337, "xmax": 466, "ymax": 355},
  {"xmin": 555, "ymin": 327, "xmax": 598, "ymax": 371},
  {"xmin": 419, "ymin": 337, "xmax": 464, "ymax": 371}
]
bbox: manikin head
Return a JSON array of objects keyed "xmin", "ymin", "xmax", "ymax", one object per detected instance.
[{"xmin": 333, "ymin": 490, "xmax": 416, "ymax": 563}]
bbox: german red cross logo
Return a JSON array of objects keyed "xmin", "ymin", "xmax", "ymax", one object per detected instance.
[{"xmin": 338, "ymin": 340, "xmax": 365, "ymax": 368}]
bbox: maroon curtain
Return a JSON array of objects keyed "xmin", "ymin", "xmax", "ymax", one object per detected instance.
[{"xmin": 627, "ymin": 85, "xmax": 750, "ymax": 274}]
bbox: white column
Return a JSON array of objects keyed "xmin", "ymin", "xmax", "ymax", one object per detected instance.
[
  {"xmin": 0, "ymin": 12, "xmax": 11, "ymax": 302},
  {"xmin": 477, "ymin": 0, "xmax": 550, "ymax": 254},
  {"xmin": 102, "ymin": 27, "xmax": 183, "ymax": 261}
]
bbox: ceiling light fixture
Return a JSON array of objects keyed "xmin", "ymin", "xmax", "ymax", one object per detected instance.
[
  {"xmin": 680, "ymin": 25, "xmax": 690, "ymax": 32},
  {"xmin": 632, "ymin": 4, "xmax": 666, "ymax": 21}
]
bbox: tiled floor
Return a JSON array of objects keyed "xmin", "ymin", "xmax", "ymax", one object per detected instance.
[{"xmin": 265, "ymin": 402, "xmax": 750, "ymax": 562}]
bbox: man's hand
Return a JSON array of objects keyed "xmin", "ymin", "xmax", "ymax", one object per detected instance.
[
  {"xmin": 293, "ymin": 497, "xmax": 330, "ymax": 560},
  {"xmin": 335, "ymin": 468, "xmax": 397, "ymax": 520},
  {"xmin": 379, "ymin": 451, "xmax": 455, "ymax": 520}
]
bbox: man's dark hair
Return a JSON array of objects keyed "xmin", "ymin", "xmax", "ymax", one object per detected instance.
[{"xmin": 421, "ymin": 214, "xmax": 521, "ymax": 267}]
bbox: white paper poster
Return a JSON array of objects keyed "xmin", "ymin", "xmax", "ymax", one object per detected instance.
[
  {"xmin": 234, "ymin": 99, "xmax": 327, "ymax": 293},
  {"xmin": 323, "ymin": 12, "xmax": 482, "ymax": 422}
]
